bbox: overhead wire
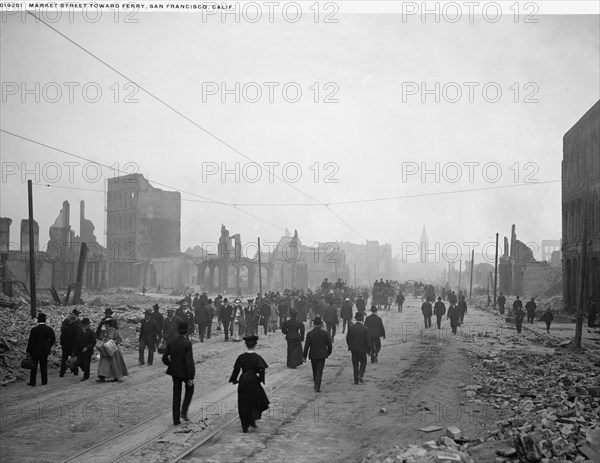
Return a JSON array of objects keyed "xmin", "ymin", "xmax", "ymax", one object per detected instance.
[{"xmin": 25, "ymin": 11, "xmax": 366, "ymax": 241}]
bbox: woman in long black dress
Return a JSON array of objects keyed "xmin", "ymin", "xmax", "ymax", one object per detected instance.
[{"xmin": 229, "ymin": 335, "xmax": 270, "ymax": 433}]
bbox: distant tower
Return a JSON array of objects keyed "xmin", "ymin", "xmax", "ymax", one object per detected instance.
[{"xmin": 420, "ymin": 225, "xmax": 430, "ymax": 263}]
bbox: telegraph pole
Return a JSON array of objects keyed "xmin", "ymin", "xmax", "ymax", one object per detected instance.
[
  {"xmin": 493, "ymin": 233, "xmax": 499, "ymax": 309},
  {"xmin": 257, "ymin": 238, "xmax": 263, "ymax": 297},
  {"xmin": 27, "ymin": 180, "xmax": 37, "ymax": 319},
  {"xmin": 469, "ymin": 249, "xmax": 474, "ymax": 301},
  {"xmin": 458, "ymin": 259, "xmax": 462, "ymax": 292}
]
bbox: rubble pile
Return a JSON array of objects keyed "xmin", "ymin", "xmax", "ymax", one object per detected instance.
[
  {"xmin": 0, "ymin": 288, "xmax": 165, "ymax": 386},
  {"xmin": 464, "ymin": 345, "xmax": 600, "ymax": 462},
  {"xmin": 361, "ymin": 436, "xmax": 475, "ymax": 463}
]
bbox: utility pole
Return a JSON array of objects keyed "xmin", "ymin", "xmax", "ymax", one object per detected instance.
[
  {"xmin": 257, "ymin": 237, "xmax": 263, "ymax": 297},
  {"xmin": 448, "ymin": 261, "xmax": 451, "ymax": 287},
  {"xmin": 354, "ymin": 262, "xmax": 357, "ymax": 287},
  {"xmin": 469, "ymin": 249, "xmax": 475, "ymax": 301},
  {"xmin": 27, "ymin": 180, "xmax": 37, "ymax": 319},
  {"xmin": 458, "ymin": 259, "xmax": 462, "ymax": 292},
  {"xmin": 493, "ymin": 233, "xmax": 499, "ymax": 310}
]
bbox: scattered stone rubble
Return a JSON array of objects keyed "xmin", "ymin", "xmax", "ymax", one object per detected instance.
[
  {"xmin": 462, "ymin": 329, "xmax": 599, "ymax": 462},
  {"xmin": 0, "ymin": 288, "xmax": 174, "ymax": 386},
  {"xmin": 361, "ymin": 436, "xmax": 475, "ymax": 463}
]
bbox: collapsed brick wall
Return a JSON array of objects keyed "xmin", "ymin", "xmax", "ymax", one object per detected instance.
[{"xmin": 523, "ymin": 262, "xmax": 562, "ymax": 297}]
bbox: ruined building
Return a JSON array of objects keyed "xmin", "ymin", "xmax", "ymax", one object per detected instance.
[
  {"xmin": 562, "ymin": 100, "xmax": 600, "ymax": 310},
  {"xmin": 107, "ymin": 174, "xmax": 181, "ymax": 287},
  {"xmin": 498, "ymin": 224, "xmax": 562, "ymax": 297}
]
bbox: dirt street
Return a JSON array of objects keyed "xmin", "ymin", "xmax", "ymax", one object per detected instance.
[{"xmin": 0, "ymin": 296, "xmax": 597, "ymax": 463}]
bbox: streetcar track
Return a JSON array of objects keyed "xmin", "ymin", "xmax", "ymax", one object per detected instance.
[{"xmin": 58, "ymin": 363, "xmax": 289, "ymax": 463}]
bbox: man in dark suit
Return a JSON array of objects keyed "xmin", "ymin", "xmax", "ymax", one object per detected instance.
[
  {"xmin": 220, "ymin": 298, "xmax": 234, "ymax": 341},
  {"xmin": 139, "ymin": 309, "xmax": 159, "ymax": 366},
  {"xmin": 323, "ymin": 300, "xmax": 339, "ymax": 343},
  {"xmin": 73, "ymin": 317, "xmax": 96, "ymax": 381},
  {"xmin": 162, "ymin": 321, "xmax": 195, "ymax": 426},
  {"xmin": 195, "ymin": 300, "xmax": 212, "ymax": 343},
  {"xmin": 163, "ymin": 308, "xmax": 182, "ymax": 344},
  {"xmin": 303, "ymin": 317, "xmax": 332, "ymax": 392},
  {"xmin": 346, "ymin": 312, "xmax": 370, "ymax": 385},
  {"xmin": 60, "ymin": 309, "xmax": 81, "ymax": 377},
  {"xmin": 150, "ymin": 304, "xmax": 164, "ymax": 342},
  {"xmin": 26, "ymin": 313, "xmax": 56, "ymax": 386},
  {"xmin": 364, "ymin": 306, "xmax": 385, "ymax": 363}
]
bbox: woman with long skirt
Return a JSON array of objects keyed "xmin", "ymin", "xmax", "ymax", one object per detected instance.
[
  {"xmin": 229, "ymin": 335, "xmax": 270, "ymax": 433},
  {"xmin": 96, "ymin": 319, "xmax": 129, "ymax": 382},
  {"xmin": 280, "ymin": 309, "xmax": 305, "ymax": 369}
]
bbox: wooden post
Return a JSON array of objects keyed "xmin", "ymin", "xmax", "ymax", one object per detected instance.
[
  {"xmin": 487, "ymin": 272, "xmax": 491, "ymax": 306},
  {"xmin": 72, "ymin": 242, "xmax": 88, "ymax": 305},
  {"xmin": 493, "ymin": 233, "xmax": 499, "ymax": 309},
  {"xmin": 458, "ymin": 259, "xmax": 462, "ymax": 292},
  {"xmin": 27, "ymin": 180, "xmax": 36, "ymax": 319},
  {"xmin": 257, "ymin": 238, "xmax": 263, "ymax": 298},
  {"xmin": 469, "ymin": 250, "xmax": 475, "ymax": 301}
]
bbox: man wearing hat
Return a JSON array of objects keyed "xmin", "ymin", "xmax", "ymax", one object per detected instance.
[
  {"xmin": 26, "ymin": 313, "xmax": 56, "ymax": 386},
  {"xmin": 60, "ymin": 309, "xmax": 82, "ymax": 377},
  {"xmin": 364, "ymin": 306, "xmax": 385, "ymax": 363},
  {"xmin": 303, "ymin": 317, "xmax": 332, "ymax": 392},
  {"xmin": 434, "ymin": 297, "xmax": 446, "ymax": 329},
  {"xmin": 340, "ymin": 298, "xmax": 353, "ymax": 334},
  {"xmin": 163, "ymin": 308, "xmax": 183, "ymax": 344},
  {"xmin": 421, "ymin": 298, "xmax": 433, "ymax": 329},
  {"xmin": 346, "ymin": 312, "xmax": 370, "ymax": 384},
  {"xmin": 151, "ymin": 304, "xmax": 164, "ymax": 342},
  {"xmin": 96, "ymin": 308, "xmax": 118, "ymax": 337},
  {"xmin": 220, "ymin": 298, "xmax": 234, "ymax": 341},
  {"xmin": 162, "ymin": 321, "xmax": 195, "ymax": 425},
  {"xmin": 139, "ymin": 309, "xmax": 160, "ymax": 365}
]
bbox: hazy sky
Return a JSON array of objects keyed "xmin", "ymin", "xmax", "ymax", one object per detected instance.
[{"xmin": 1, "ymin": 2, "xmax": 599, "ymax": 265}]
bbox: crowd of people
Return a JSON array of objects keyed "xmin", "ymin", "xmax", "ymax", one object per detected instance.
[{"xmin": 25, "ymin": 277, "xmax": 587, "ymax": 434}]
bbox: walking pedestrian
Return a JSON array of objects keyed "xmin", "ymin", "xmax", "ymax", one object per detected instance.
[
  {"xmin": 195, "ymin": 300, "xmax": 212, "ymax": 343},
  {"xmin": 324, "ymin": 300, "xmax": 339, "ymax": 343},
  {"xmin": 539, "ymin": 306, "xmax": 554, "ymax": 333},
  {"xmin": 221, "ymin": 298, "xmax": 234, "ymax": 341},
  {"xmin": 281, "ymin": 310, "xmax": 305, "ymax": 369},
  {"xmin": 355, "ymin": 295, "xmax": 366, "ymax": 317},
  {"xmin": 139, "ymin": 309, "xmax": 159, "ymax": 366},
  {"xmin": 514, "ymin": 303, "xmax": 525, "ymax": 334},
  {"xmin": 26, "ymin": 313, "xmax": 56, "ymax": 386},
  {"xmin": 346, "ymin": 312, "xmax": 370, "ymax": 385},
  {"xmin": 73, "ymin": 317, "xmax": 96, "ymax": 381},
  {"xmin": 525, "ymin": 297, "xmax": 537, "ymax": 324},
  {"xmin": 59, "ymin": 309, "xmax": 81, "ymax": 377},
  {"xmin": 303, "ymin": 317, "xmax": 332, "ymax": 392},
  {"xmin": 434, "ymin": 297, "xmax": 446, "ymax": 329},
  {"xmin": 421, "ymin": 299, "xmax": 433, "ymax": 328},
  {"xmin": 364, "ymin": 306, "xmax": 385, "ymax": 363},
  {"xmin": 396, "ymin": 292, "xmax": 405, "ymax": 313},
  {"xmin": 150, "ymin": 304, "xmax": 164, "ymax": 343},
  {"xmin": 447, "ymin": 303, "xmax": 459, "ymax": 335},
  {"xmin": 96, "ymin": 319, "xmax": 128, "ymax": 383},
  {"xmin": 457, "ymin": 297, "xmax": 467, "ymax": 324},
  {"xmin": 340, "ymin": 298, "xmax": 353, "ymax": 334},
  {"xmin": 497, "ymin": 292, "xmax": 506, "ymax": 315},
  {"xmin": 162, "ymin": 321, "xmax": 195, "ymax": 426},
  {"xmin": 229, "ymin": 335, "xmax": 270, "ymax": 433},
  {"xmin": 163, "ymin": 308, "xmax": 183, "ymax": 345}
]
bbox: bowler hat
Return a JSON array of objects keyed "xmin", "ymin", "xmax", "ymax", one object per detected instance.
[
  {"xmin": 437, "ymin": 297, "xmax": 442, "ymax": 300},
  {"xmin": 313, "ymin": 317, "xmax": 322, "ymax": 325},
  {"xmin": 370, "ymin": 305, "xmax": 378, "ymax": 312},
  {"xmin": 37, "ymin": 313, "xmax": 46, "ymax": 322},
  {"xmin": 177, "ymin": 321, "xmax": 189, "ymax": 333},
  {"xmin": 243, "ymin": 335, "xmax": 259, "ymax": 342},
  {"xmin": 355, "ymin": 312, "xmax": 364, "ymax": 321},
  {"xmin": 104, "ymin": 308, "xmax": 113, "ymax": 315}
]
